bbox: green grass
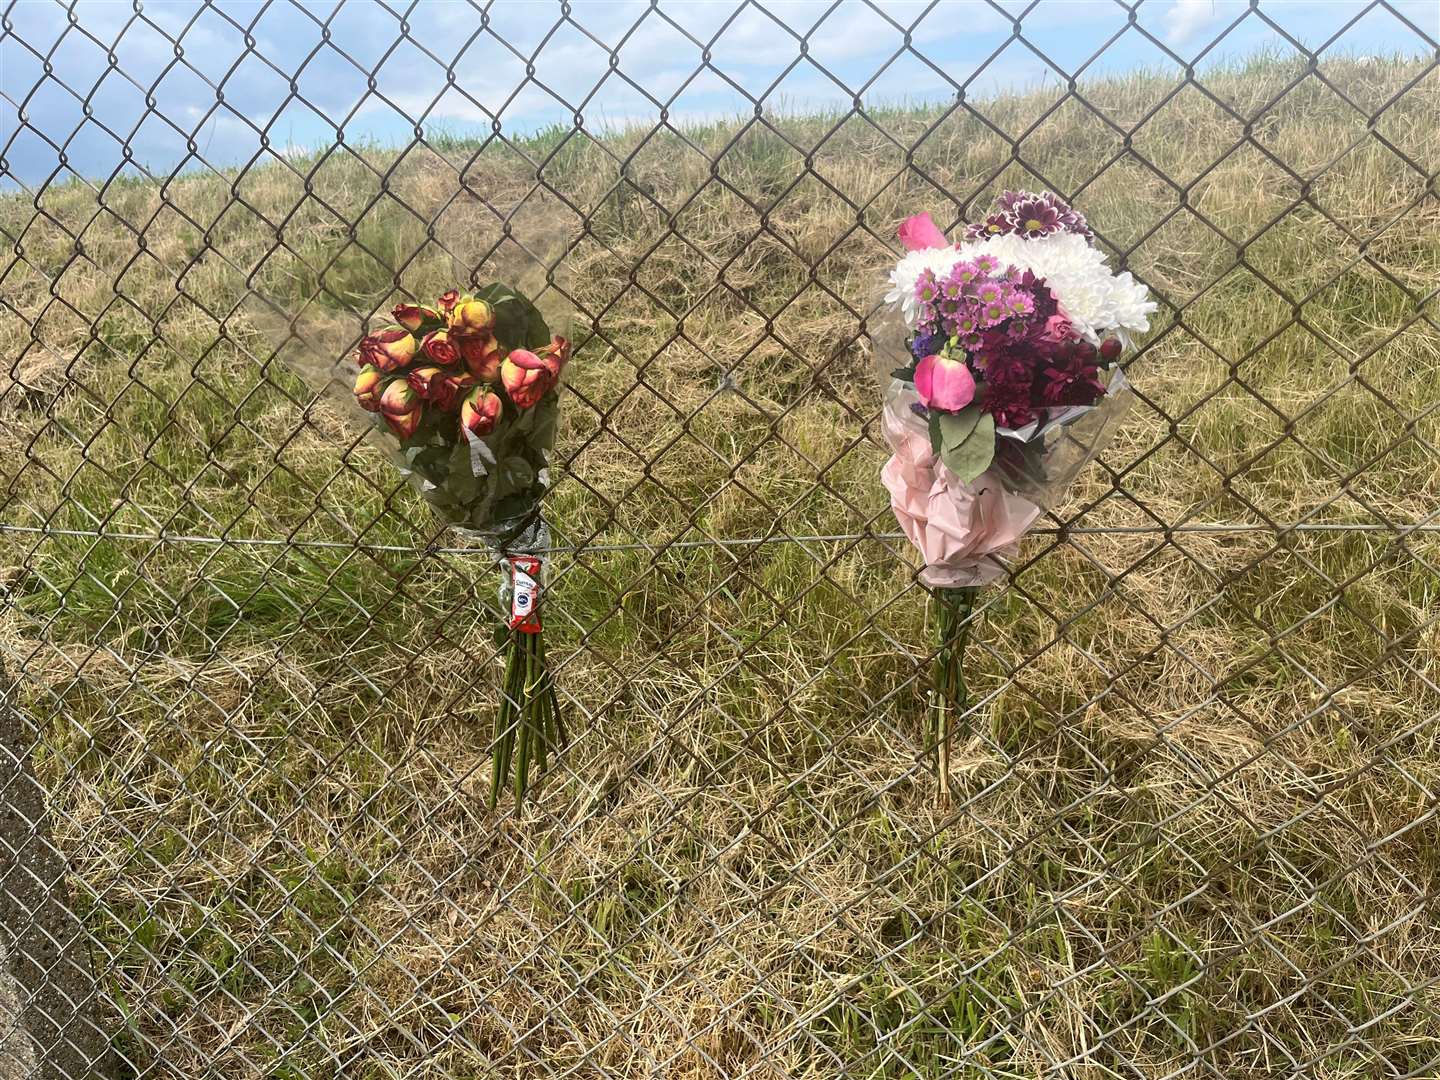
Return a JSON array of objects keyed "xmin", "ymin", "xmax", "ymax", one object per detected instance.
[{"xmin": 1, "ymin": 52, "xmax": 1438, "ymax": 1079}]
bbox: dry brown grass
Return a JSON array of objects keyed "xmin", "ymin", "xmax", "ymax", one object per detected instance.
[{"xmin": 1, "ymin": 54, "xmax": 1438, "ymax": 1079}]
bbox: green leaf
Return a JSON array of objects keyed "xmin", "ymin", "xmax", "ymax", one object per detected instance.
[
  {"xmin": 492, "ymin": 455, "xmax": 536, "ymax": 500},
  {"xmin": 439, "ymin": 439, "xmax": 485, "ymax": 503},
  {"xmin": 939, "ymin": 414, "xmax": 996, "ymax": 484},
  {"xmin": 891, "ymin": 365, "xmax": 916, "ymax": 381},
  {"xmin": 492, "ymin": 492, "xmax": 541, "ymax": 525},
  {"xmin": 409, "ymin": 444, "xmax": 452, "ymax": 478},
  {"xmin": 936, "ymin": 404, "xmax": 982, "ymax": 453},
  {"xmin": 927, "ymin": 408, "xmax": 944, "ymax": 455},
  {"xmin": 477, "ymin": 282, "xmax": 551, "ymax": 351},
  {"xmin": 526, "ymin": 397, "xmax": 560, "ymax": 451}
]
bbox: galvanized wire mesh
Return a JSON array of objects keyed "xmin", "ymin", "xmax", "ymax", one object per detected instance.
[{"xmin": 2, "ymin": 1, "xmax": 1438, "ymax": 1077}]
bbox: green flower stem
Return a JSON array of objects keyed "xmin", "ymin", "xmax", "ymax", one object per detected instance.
[
  {"xmin": 513, "ymin": 632, "xmax": 532, "ymax": 802},
  {"xmin": 491, "ymin": 633, "xmax": 519, "ymax": 807},
  {"xmin": 931, "ymin": 585, "xmax": 978, "ymax": 807},
  {"xmin": 490, "ymin": 625, "xmax": 565, "ymax": 807}
]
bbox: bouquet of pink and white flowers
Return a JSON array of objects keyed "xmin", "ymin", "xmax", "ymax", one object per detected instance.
[{"xmin": 876, "ymin": 191, "xmax": 1155, "ymax": 800}]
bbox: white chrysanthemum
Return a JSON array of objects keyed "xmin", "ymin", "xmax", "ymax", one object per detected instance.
[
  {"xmin": 884, "ymin": 246, "xmax": 965, "ymax": 328},
  {"xmin": 955, "ymin": 232, "xmax": 1157, "ymax": 344}
]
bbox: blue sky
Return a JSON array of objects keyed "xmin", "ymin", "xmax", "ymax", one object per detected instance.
[{"xmin": 2, "ymin": 0, "xmax": 1437, "ymax": 187}]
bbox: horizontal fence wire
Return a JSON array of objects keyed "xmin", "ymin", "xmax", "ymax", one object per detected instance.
[
  {"xmin": 1, "ymin": 0, "xmax": 1438, "ymax": 1078},
  {"xmin": 1, "ymin": 520, "xmax": 1439, "ymax": 555}
]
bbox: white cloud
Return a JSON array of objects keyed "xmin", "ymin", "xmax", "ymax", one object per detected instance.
[{"xmin": 1164, "ymin": 0, "xmax": 1224, "ymax": 46}]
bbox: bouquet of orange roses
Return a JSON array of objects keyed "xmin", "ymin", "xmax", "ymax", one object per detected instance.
[{"xmin": 353, "ymin": 286, "xmax": 569, "ymax": 804}]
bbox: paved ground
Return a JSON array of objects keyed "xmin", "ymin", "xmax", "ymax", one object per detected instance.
[
  {"xmin": 0, "ymin": 936, "xmax": 38, "ymax": 1080},
  {"xmin": 3, "ymin": 660, "xmax": 109, "ymax": 1080}
]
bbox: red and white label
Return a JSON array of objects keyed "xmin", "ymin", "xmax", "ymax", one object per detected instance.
[{"xmin": 508, "ymin": 556, "xmax": 542, "ymax": 633}]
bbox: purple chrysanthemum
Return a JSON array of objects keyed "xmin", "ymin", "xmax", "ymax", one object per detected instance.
[
  {"xmin": 965, "ymin": 190, "xmax": 1095, "ymax": 242},
  {"xmin": 1011, "ymin": 196, "xmax": 1063, "ymax": 237}
]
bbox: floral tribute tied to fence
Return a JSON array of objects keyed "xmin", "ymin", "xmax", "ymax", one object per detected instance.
[
  {"xmin": 350, "ymin": 287, "xmax": 571, "ymax": 803},
  {"xmin": 875, "ymin": 191, "xmax": 1155, "ymax": 801}
]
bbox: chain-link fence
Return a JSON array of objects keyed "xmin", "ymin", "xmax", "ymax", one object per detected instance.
[{"xmin": 2, "ymin": 1, "xmax": 1439, "ymax": 1077}]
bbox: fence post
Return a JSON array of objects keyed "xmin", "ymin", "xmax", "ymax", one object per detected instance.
[{"xmin": 0, "ymin": 660, "xmax": 113, "ymax": 1080}]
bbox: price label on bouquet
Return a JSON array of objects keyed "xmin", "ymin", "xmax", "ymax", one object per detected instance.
[{"xmin": 508, "ymin": 555, "xmax": 543, "ymax": 633}]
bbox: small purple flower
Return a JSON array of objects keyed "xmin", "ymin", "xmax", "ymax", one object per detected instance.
[
  {"xmin": 994, "ymin": 191, "xmax": 1026, "ymax": 215},
  {"xmin": 963, "ymin": 214, "xmax": 1012, "ymax": 240},
  {"xmin": 1011, "ymin": 196, "xmax": 1062, "ymax": 237},
  {"xmin": 1057, "ymin": 203, "xmax": 1094, "ymax": 241},
  {"xmin": 915, "ymin": 269, "xmax": 940, "ymax": 304},
  {"xmin": 909, "ymin": 401, "xmax": 931, "ymax": 419},
  {"xmin": 910, "ymin": 331, "xmax": 940, "ymax": 360}
]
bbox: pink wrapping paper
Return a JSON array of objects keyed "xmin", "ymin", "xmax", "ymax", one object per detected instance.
[{"xmin": 880, "ymin": 405, "xmax": 1041, "ymax": 587}]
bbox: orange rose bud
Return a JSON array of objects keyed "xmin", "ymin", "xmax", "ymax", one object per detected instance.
[
  {"xmin": 536, "ymin": 334, "xmax": 571, "ymax": 379},
  {"xmin": 392, "ymin": 302, "xmax": 440, "ymax": 333},
  {"xmin": 420, "ymin": 328, "xmax": 460, "ymax": 367},
  {"xmin": 354, "ymin": 365, "xmax": 384, "ymax": 411},
  {"xmin": 443, "ymin": 296, "xmax": 495, "ymax": 338},
  {"xmin": 386, "ymin": 409, "xmax": 422, "ymax": 439},
  {"xmin": 432, "ymin": 370, "xmax": 475, "ymax": 411},
  {"xmin": 448, "ymin": 297, "xmax": 494, "ymax": 337},
  {"xmin": 357, "ymin": 327, "xmax": 417, "ymax": 373},
  {"xmin": 438, "ymin": 289, "xmax": 460, "ymax": 313},
  {"xmin": 457, "ymin": 333, "xmax": 503, "ymax": 382},
  {"xmin": 460, "ymin": 386, "xmax": 503, "ymax": 437},
  {"xmin": 500, "ymin": 349, "xmax": 555, "ymax": 410},
  {"xmin": 406, "ymin": 365, "xmax": 446, "ymax": 400},
  {"xmin": 379, "ymin": 379, "xmax": 423, "ymax": 439}
]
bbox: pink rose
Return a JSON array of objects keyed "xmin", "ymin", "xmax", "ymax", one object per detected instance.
[
  {"xmin": 897, "ymin": 212, "xmax": 950, "ymax": 252},
  {"xmin": 1040, "ymin": 314, "xmax": 1073, "ymax": 344},
  {"xmin": 914, "ymin": 353, "xmax": 976, "ymax": 412}
]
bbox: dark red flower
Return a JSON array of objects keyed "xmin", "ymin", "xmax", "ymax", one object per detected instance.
[
  {"xmin": 982, "ymin": 355, "xmax": 1039, "ymax": 429},
  {"xmin": 987, "ymin": 395, "xmax": 1038, "ymax": 429},
  {"xmin": 1028, "ymin": 279, "xmax": 1059, "ymax": 322},
  {"xmin": 1041, "ymin": 351, "xmax": 1106, "ymax": 407},
  {"xmin": 985, "ymin": 354, "xmax": 1031, "ymax": 387}
]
